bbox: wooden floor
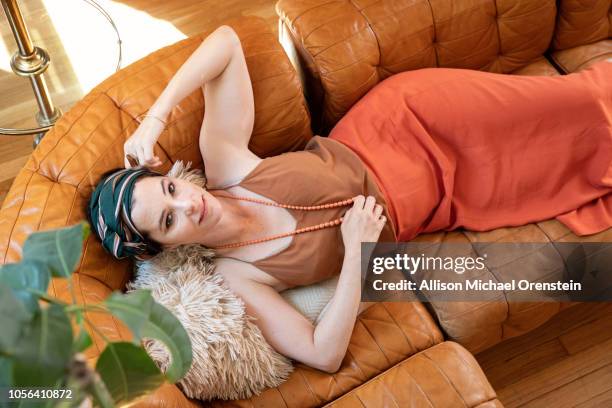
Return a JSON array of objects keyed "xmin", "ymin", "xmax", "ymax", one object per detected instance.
[
  {"xmin": 475, "ymin": 302, "xmax": 612, "ymax": 407},
  {"xmin": 1, "ymin": 2, "xmax": 611, "ymax": 407}
]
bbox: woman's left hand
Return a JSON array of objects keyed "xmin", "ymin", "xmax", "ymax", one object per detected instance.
[{"xmin": 124, "ymin": 117, "xmax": 165, "ymax": 168}]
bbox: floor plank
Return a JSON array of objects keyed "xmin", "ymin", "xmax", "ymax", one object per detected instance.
[
  {"xmin": 476, "ymin": 302, "xmax": 612, "ymax": 371},
  {"xmin": 521, "ymin": 363, "xmax": 612, "ymax": 408},
  {"xmin": 574, "ymin": 387, "xmax": 612, "ymax": 408},
  {"xmin": 558, "ymin": 307, "xmax": 612, "ymax": 354},
  {"xmin": 476, "ymin": 303, "xmax": 612, "ymax": 407}
]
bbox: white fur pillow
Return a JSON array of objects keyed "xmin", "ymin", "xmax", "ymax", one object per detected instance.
[{"xmin": 127, "ymin": 161, "xmax": 338, "ymax": 401}]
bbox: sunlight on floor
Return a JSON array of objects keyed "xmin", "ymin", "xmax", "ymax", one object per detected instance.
[
  {"xmin": 41, "ymin": 0, "xmax": 187, "ymax": 92},
  {"xmin": 0, "ymin": 36, "xmax": 11, "ymax": 72}
]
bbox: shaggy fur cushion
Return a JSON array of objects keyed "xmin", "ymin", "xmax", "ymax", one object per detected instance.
[{"xmin": 127, "ymin": 161, "xmax": 337, "ymax": 401}]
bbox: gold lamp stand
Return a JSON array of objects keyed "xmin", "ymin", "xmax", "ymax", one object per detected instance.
[{"xmin": 1, "ymin": 0, "xmax": 61, "ymax": 146}]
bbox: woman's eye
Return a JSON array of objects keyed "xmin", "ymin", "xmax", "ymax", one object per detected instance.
[
  {"xmin": 166, "ymin": 212, "xmax": 174, "ymax": 229},
  {"xmin": 168, "ymin": 182, "xmax": 175, "ymax": 195}
]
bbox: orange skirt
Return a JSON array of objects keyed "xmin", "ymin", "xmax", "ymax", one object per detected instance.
[{"xmin": 329, "ymin": 60, "xmax": 612, "ymax": 241}]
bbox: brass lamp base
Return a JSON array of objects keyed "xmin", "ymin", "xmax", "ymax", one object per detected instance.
[
  {"xmin": 1, "ymin": 0, "xmax": 62, "ymax": 146},
  {"xmin": 11, "ymin": 45, "xmax": 50, "ymax": 76}
]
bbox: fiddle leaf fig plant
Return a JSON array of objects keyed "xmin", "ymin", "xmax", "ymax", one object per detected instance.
[{"xmin": 0, "ymin": 222, "xmax": 193, "ymax": 407}]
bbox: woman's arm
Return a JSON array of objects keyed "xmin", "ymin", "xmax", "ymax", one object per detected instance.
[
  {"xmin": 223, "ymin": 247, "xmax": 362, "ymax": 373},
  {"xmin": 224, "ymin": 196, "xmax": 386, "ymax": 373},
  {"xmin": 124, "ymin": 25, "xmax": 256, "ymax": 170}
]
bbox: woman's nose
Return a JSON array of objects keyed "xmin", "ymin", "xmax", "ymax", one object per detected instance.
[{"xmin": 173, "ymin": 197, "xmax": 198, "ymax": 215}]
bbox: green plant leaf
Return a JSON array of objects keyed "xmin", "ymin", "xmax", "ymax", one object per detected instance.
[
  {"xmin": 0, "ymin": 357, "xmax": 12, "ymax": 387},
  {"xmin": 104, "ymin": 290, "xmax": 192, "ymax": 382},
  {"xmin": 88, "ymin": 371, "xmax": 115, "ymax": 408},
  {"xmin": 95, "ymin": 342, "xmax": 164, "ymax": 404},
  {"xmin": 0, "ymin": 283, "xmax": 31, "ymax": 354},
  {"xmin": 0, "ymin": 260, "xmax": 50, "ymax": 312},
  {"xmin": 72, "ymin": 326, "xmax": 93, "ymax": 353},
  {"xmin": 105, "ymin": 290, "xmax": 153, "ymax": 342},
  {"xmin": 22, "ymin": 223, "xmax": 87, "ymax": 278},
  {"xmin": 11, "ymin": 304, "xmax": 74, "ymax": 387}
]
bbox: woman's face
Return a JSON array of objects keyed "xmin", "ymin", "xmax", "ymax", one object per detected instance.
[{"xmin": 130, "ymin": 176, "xmax": 223, "ymax": 247}]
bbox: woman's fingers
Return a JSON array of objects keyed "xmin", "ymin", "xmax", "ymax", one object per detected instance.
[
  {"xmin": 143, "ymin": 144, "xmax": 161, "ymax": 167},
  {"xmin": 143, "ymin": 144, "xmax": 152, "ymax": 162},
  {"xmin": 136, "ymin": 147, "xmax": 147, "ymax": 168},
  {"xmin": 378, "ymin": 215, "xmax": 387, "ymax": 227},
  {"xmin": 353, "ymin": 195, "xmax": 365, "ymax": 210},
  {"xmin": 374, "ymin": 204, "xmax": 383, "ymax": 218},
  {"xmin": 364, "ymin": 196, "xmax": 376, "ymax": 212}
]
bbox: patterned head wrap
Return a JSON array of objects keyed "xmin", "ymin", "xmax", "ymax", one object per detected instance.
[{"xmin": 88, "ymin": 167, "xmax": 160, "ymax": 260}]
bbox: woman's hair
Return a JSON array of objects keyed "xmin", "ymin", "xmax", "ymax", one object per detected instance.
[
  {"xmin": 85, "ymin": 161, "xmax": 208, "ymax": 262},
  {"xmin": 85, "ymin": 167, "xmax": 164, "ymax": 261}
]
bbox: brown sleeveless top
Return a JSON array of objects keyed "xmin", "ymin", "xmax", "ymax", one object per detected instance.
[{"xmin": 222, "ymin": 136, "xmax": 397, "ymax": 287}]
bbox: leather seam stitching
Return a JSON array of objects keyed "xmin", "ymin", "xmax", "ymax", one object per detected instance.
[
  {"xmin": 2, "ymin": 168, "xmax": 35, "ymax": 261},
  {"xmin": 494, "ymin": 0, "xmax": 504, "ymax": 69},
  {"xmin": 357, "ymin": 318, "xmax": 391, "ymax": 365},
  {"xmin": 328, "ymin": 350, "xmax": 442, "ymax": 405},
  {"xmin": 311, "ymin": 24, "xmax": 372, "ymax": 58},
  {"xmin": 423, "ymin": 0, "xmax": 439, "ymax": 66},
  {"xmin": 378, "ymin": 377, "xmax": 402, "ymax": 408},
  {"xmin": 394, "ymin": 363, "xmax": 435, "ymax": 408},
  {"xmin": 33, "ymin": 176, "xmax": 55, "ymax": 233},
  {"xmin": 56, "ymin": 96, "xmax": 120, "ymax": 181},
  {"xmin": 25, "ymin": 92, "xmax": 106, "ymax": 177},
  {"xmin": 349, "ymin": 0, "xmax": 382, "ymax": 74},
  {"xmin": 254, "ymin": 93, "xmax": 303, "ymax": 113},
  {"xmin": 380, "ymin": 303, "xmax": 417, "ymax": 352},
  {"xmin": 274, "ymin": 386, "xmax": 290, "ymax": 408},
  {"xmin": 421, "ymin": 351, "xmax": 469, "ymax": 407},
  {"xmin": 295, "ymin": 368, "xmax": 323, "ymax": 406},
  {"xmin": 289, "ymin": 0, "xmax": 339, "ymax": 28},
  {"xmin": 345, "ymin": 348, "xmax": 368, "ymax": 381}
]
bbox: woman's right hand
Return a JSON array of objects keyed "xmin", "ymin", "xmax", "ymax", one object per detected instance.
[
  {"xmin": 123, "ymin": 116, "xmax": 165, "ymax": 168},
  {"xmin": 340, "ymin": 195, "xmax": 387, "ymax": 253}
]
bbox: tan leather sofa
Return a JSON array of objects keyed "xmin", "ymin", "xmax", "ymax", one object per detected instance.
[
  {"xmin": 276, "ymin": 0, "xmax": 612, "ymax": 353},
  {"xmin": 0, "ymin": 0, "xmax": 610, "ymax": 406}
]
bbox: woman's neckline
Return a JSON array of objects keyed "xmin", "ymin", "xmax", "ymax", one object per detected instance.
[{"xmin": 210, "ymin": 157, "xmax": 302, "ymax": 267}]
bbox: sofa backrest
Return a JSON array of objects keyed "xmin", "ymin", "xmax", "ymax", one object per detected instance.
[
  {"xmin": 0, "ymin": 16, "xmax": 311, "ymax": 291},
  {"xmin": 277, "ymin": 0, "xmax": 558, "ymax": 134},
  {"xmin": 552, "ymin": 0, "xmax": 611, "ymax": 51}
]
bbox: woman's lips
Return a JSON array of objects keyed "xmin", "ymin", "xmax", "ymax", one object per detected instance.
[{"xmin": 199, "ymin": 196, "xmax": 207, "ymax": 224}]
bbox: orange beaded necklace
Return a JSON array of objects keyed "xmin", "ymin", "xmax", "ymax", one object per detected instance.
[{"xmin": 210, "ymin": 193, "xmax": 355, "ymax": 249}]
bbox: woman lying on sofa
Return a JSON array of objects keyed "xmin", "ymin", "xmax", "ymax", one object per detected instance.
[{"xmin": 87, "ymin": 26, "xmax": 612, "ymax": 373}]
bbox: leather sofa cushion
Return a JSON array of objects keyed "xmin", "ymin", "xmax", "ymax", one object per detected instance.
[
  {"xmin": 325, "ymin": 341, "xmax": 503, "ymax": 408},
  {"xmin": 276, "ymin": 0, "xmax": 557, "ymax": 133},
  {"xmin": 550, "ymin": 39, "xmax": 612, "ymax": 73},
  {"xmin": 410, "ymin": 219, "xmax": 611, "ymax": 355},
  {"xmin": 208, "ymin": 302, "xmax": 444, "ymax": 407},
  {"xmin": 552, "ymin": 0, "xmax": 611, "ymax": 51},
  {"xmin": 511, "ymin": 56, "xmax": 560, "ymax": 76}
]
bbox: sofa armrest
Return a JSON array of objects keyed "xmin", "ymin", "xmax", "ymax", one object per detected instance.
[
  {"xmin": 326, "ymin": 341, "xmax": 501, "ymax": 408},
  {"xmin": 209, "ymin": 301, "xmax": 444, "ymax": 407}
]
